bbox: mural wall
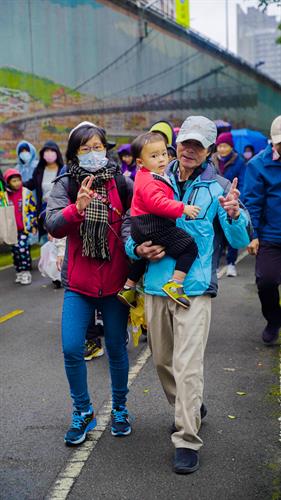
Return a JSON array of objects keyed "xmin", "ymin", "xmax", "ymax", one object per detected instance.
[{"xmin": 0, "ymin": 0, "xmax": 280, "ymax": 164}]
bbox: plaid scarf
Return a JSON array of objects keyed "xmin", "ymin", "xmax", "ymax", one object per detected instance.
[{"xmin": 69, "ymin": 162, "xmax": 117, "ymax": 260}]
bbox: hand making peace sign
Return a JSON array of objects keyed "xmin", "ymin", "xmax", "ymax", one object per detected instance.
[
  {"xmin": 218, "ymin": 177, "xmax": 240, "ymax": 220},
  {"xmin": 75, "ymin": 175, "xmax": 95, "ymax": 214}
]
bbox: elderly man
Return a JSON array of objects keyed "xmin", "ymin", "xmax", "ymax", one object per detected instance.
[
  {"xmin": 126, "ymin": 115, "xmax": 251, "ymax": 474},
  {"xmin": 244, "ymin": 115, "xmax": 281, "ymax": 345}
]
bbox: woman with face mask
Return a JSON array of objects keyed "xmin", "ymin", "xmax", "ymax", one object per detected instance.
[
  {"xmin": 243, "ymin": 144, "xmax": 255, "ymax": 163},
  {"xmin": 45, "ymin": 122, "xmax": 133, "ymax": 446},
  {"xmin": 212, "ymin": 132, "xmax": 246, "ymax": 277},
  {"xmin": 16, "ymin": 141, "xmax": 38, "ymax": 183},
  {"xmin": 24, "ymin": 140, "xmax": 64, "ymax": 242}
]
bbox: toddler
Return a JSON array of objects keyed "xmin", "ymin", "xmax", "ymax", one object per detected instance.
[
  {"xmin": 4, "ymin": 169, "xmax": 37, "ymax": 285},
  {"xmin": 117, "ymin": 132, "xmax": 199, "ymax": 309}
]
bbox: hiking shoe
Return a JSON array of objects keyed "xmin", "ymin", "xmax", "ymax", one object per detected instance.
[
  {"xmin": 64, "ymin": 406, "xmax": 96, "ymax": 446},
  {"xmin": 173, "ymin": 448, "xmax": 199, "ymax": 474},
  {"xmin": 117, "ymin": 287, "xmax": 137, "ymax": 308},
  {"xmin": 20, "ymin": 271, "xmax": 32, "ymax": 285},
  {"xmin": 111, "ymin": 407, "xmax": 131, "ymax": 436},
  {"xmin": 162, "ymin": 281, "xmax": 190, "ymax": 308},
  {"xmin": 15, "ymin": 272, "xmax": 23, "ymax": 283},
  {"xmin": 226, "ymin": 264, "xmax": 237, "ymax": 277},
  {"xmin": 52, "ymin": 280, "xmax": 62, "ymax": 289},
  {"xmin": 262, "ymin": 323, "xmax": 280, "ymax": 345},
  {"xmin": 84, "ymin": 340, "xmax": 104, "ymax": 360},
  {"xmin": 171, "ymin": 403, "xmax": 207, "ymax": 434}
]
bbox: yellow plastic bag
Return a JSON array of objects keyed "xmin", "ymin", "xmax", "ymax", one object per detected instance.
[{"xmin": 128, "ymin": 292, "xmax": 147, "ymax": 347}]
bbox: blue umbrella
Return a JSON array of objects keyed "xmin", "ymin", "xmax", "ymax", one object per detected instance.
[{"xmin": 231, "ymin": 129, "xmax": 268, "ymax": 155}]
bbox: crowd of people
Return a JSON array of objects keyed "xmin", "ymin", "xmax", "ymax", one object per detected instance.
[{"xmin": 0, "ymin": 114, "xmax": 280, "ymax": 474}]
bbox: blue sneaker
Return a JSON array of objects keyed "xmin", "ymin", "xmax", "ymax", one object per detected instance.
[
  {"xmin": 64, "ymin": 405, "xmax": 97, "ymax": 446},
  {"xmin": 111, "ymin": 406, "xmax": 131, "ymax": 436}
]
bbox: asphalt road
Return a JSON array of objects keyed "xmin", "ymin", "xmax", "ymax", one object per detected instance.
[{"xmin": 0, "ymin": 256, "xmax": 280, "ymax": 500}]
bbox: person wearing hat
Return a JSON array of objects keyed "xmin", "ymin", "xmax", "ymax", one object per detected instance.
[
  {"xmin": 244, "ymin": 115, "xmax": 281, "ymax": 345},
  {"xmin": 212, "ymin": 131, "xmax": 246, "ymax": 277},
  {"xmin": 45, "ymin": 122, "xmax": 133, "ymax": 446},
  {"xmin": 117, "ymin": 143, "xmax": 137, "ymax": 181},
  {"xmin": 125, "ymin": 115, "xmax": 251, "ymax": 474},
  {"xmin": 3, "ymin": 168, "xmax": 37, "ymax": 285}
]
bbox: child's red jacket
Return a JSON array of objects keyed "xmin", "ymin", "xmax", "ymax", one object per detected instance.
[{"xmin": 131, "ymin": 167, "xmax": 184, "ymax": 219}]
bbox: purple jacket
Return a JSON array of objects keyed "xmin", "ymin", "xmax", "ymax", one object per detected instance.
[{"xmin": 118, "ymin": 144, "xmax": 137, "ymax": 181}]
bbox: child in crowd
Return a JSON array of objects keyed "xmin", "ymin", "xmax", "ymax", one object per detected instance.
[
  {"xmin": 243, "ymin": 144, "xmax": 255, "ymax": 163},
  {"xmin": 3, "ymin": 169, "xmax": 37, "ymax": 285},
  {"xmin": 117, "ymin": 132, "xmax": 200, "ymax": 309},
  {"xmin": 118, "ymin": 144, "xmax": 137, "ymax": 181}
]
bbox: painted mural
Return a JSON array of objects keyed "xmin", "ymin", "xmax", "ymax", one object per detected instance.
[{"xmin": 0, "ymin": 0, "xmax": 280, "ymax": 166}]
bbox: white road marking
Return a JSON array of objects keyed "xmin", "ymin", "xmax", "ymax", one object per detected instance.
[{"xmin": 46, "ymin": 345, "xmax": 151, "ymax": 500}]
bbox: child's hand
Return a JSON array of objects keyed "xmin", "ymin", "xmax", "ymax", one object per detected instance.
[
  {"xmin": 183, "ymin": 205, "xmax": 200, "ymax": 219},
  {"xmin": 32, "ymin": 227, "xmax": 37, "ymax": 235},
  {"xmin": 56, "ymin": 255, "xmax": 64, "ymax": 272}
]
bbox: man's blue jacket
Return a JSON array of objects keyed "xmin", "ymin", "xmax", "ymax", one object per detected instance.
[
  {"xmin": 243, "ymin": 144, "xmax": 281, "ymax": 243},
  {"xmin": 126, "ymin": 160, "xmax": 251, "ymax": 297}
]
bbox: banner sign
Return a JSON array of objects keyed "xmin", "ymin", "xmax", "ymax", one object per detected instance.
[{"xmin": 175, "ymin": 0, "xmax": 190, "ymax": 28}]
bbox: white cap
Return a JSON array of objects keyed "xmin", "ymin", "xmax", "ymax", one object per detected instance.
[
  {"xmin": 68, "ymin": 121, "xmax": 97, "ymax": 139},
  {"xmin": 270, "ymin": 115, "xmax": 281, "ymax": 145},
  {"xmin": 176, "ymin": 116, "xmax": 217, "ymax": 148}
]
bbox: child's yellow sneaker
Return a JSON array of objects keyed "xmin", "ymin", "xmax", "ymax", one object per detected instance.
[
  {"xmin": 162, "ymin": 281, "xmax": 191, "ymax": 309},
  {"xmin": 117, "ymin": 287, "xmax": 137, "ymax": 308}
]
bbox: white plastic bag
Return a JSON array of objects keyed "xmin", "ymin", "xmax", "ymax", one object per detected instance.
[{"xmin": 38, "ymin": 240, "xmax": 61, "ymax": 281}]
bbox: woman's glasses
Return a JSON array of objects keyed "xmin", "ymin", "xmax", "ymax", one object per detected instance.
[{"xmin": 79, "ymin": 145, "xmax": 105, "ymax": 155}]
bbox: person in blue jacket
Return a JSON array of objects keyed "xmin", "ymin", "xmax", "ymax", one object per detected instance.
[
  {"xmin": 244, "ymin": 115, "xmax": 281, "ymax": 345},
  {"xmin": 212, "ymin": 131, "xmax": 246, "ymax": 277},
  {"xmin": 125, "ymin": 116, "xmax": 251, "ymax": 474},
  {"xmin": 15, "ymin": 140, "xmax": 38, "ymax": 183}
]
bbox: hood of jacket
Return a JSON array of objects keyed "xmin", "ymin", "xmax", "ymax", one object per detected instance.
[
  {"xmin": 16, "ymin": 141, "xmax": 37, "ymax": 164},
  {"xmin": 149, "ymin": 120, "xmax": 177, "ymax": 149}
]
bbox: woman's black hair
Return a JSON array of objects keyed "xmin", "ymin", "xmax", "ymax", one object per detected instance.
[
  {"xmin": 66, "ymin": 125, "xmax": 107, "ymax": 165},
  {"xmin": 38, "ymin": 140, "xmax": 64, "ymax": 169}
]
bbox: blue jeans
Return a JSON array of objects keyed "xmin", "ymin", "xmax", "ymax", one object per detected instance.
[
  {"xmin": 62, "ymin": 290, "xmax": 129, "ymax": 412},
  {"xmin": 226, "ymin": 245, "xmax": 238, "ymax": 265}
]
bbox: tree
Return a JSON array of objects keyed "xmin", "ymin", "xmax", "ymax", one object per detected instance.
[
  {"xmin": 258, "ymin": 0, "xmax": 281, "ymax": 7},
  {"xmin": 258, "ymin": 1, "xmax": 281, "ymax": 44}
]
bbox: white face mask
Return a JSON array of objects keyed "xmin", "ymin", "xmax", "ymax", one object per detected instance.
[
  {"xmin": 19, "ymin": 151, "xmax": 31, "ymax": 163},
  {"xmin": 78, "ymin": 151, "xmax": 108, "ymax": 172},
  {"xmin": 243, "ymin": 151, "xmax": 253, "ymax": 160}
]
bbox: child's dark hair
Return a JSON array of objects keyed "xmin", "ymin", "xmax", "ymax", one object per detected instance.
[
  {"xmin": 131, "ymin": 132, "xmax": 166, "ymax": 161},
  {"xmin": 66, "ymin": 125, "xmax": 107, "ymax": 165}
]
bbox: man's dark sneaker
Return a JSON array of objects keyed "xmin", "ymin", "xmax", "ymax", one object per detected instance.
[
  {"xmin": 64, "ymin": 405, "xmax": 96, "ymax": 446},
  {"xmin": 170, "ymin": 403, "xmax": 207, "ymax": 434},
  {"xmin": 173, "ymin": 448, "xmax": 199, "ymax": 474},
  {"xmin": 52, "ymin": 280, "xmax": 62, "ymax": 289},
  {"xmin": 262, "ymin": 323, "xmax": 280, "ymax": 345},
  {"xmin": 111, "ymin": 406, "xmax": 131, "ymax": 436},
  {"xmin": 84, "ymin": 339, "xmax": 104, "ymax": 360}
]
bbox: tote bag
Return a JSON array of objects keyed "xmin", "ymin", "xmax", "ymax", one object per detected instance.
[{"xmin": 0, "ymin": 204, "xmax": 18, "ymax": 245}]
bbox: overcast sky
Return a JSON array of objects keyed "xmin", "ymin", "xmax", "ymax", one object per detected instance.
[{"xmin": 189, "ymin": 0, "xmax": 281, "ymax": 53}]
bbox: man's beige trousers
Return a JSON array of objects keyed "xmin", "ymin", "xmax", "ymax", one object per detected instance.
[{"xmin": 145, "ymin": 294, "xmax": 211, "ymax": 450}]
